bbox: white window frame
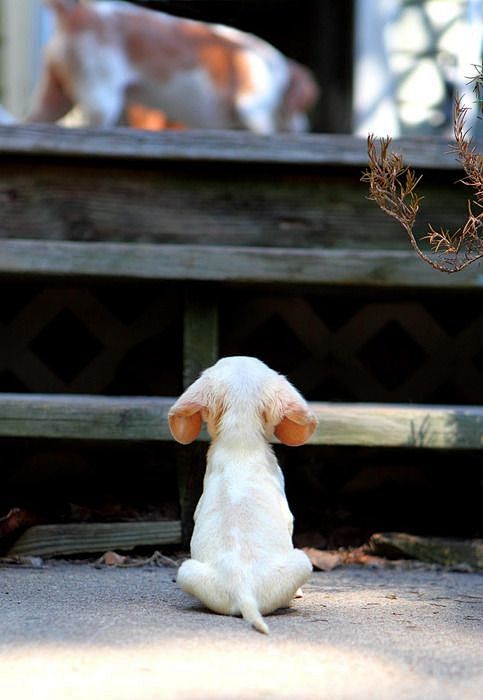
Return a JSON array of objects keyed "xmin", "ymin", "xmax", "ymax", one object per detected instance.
[{"xmin": 0, "ymin": 0, "xmax": 53, "ymax": 118}]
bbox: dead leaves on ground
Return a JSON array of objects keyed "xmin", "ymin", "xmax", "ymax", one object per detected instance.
[
  {"xmin": 303, "ymin": 532, "xmax": 483, "ymax": 572},
  {"xmin": 94, "ymin": 550, "xmax": 180, "ymax": 568},
  {"xmin": 303, "ymin": 546, "xmax": 392, "ymax": 571}
]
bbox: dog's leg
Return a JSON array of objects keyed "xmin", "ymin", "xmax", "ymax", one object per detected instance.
[
  {"xmin": 258, "ymin": 549, "xmax": 312, "ymax": 611},
  {"xmin": 67, "ymin": 41, "xmax": 130, "ymax": 127},
  {"xmin": 285, "ymin": 549, "xmax": 313, "ymax": 600},
  {"xmin": 278, "ymin": 111, "xmax": 309, "ymax": 133},
  {"xmin": 75, "ymin": 83, "xmax": 125, "ymax": 127},
  {"xmin": 27, "ymin": 63, "xmax": 73, "ymax": 123},
  {"xmin": 177, "ymin": 559, "xmax": 230, "ymax": 613},
  {"xmin": 235, "ymin": 100, "xmax": 276, "ymax": 135}
]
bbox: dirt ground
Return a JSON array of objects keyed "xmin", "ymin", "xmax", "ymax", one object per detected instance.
[{"xmin": 0, "ymin": 561, "xmax": 482, "ymax": 700}]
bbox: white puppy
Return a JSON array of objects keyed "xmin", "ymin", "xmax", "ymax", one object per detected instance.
[
  {"xmin": 169, "ymin": 356, "xmax": 317, "ymax": 634},
  {"xmin": 28, "ymin": 0, "xmax": 318, "ymax": 133}
]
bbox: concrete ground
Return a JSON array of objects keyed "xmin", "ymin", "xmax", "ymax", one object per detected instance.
[{"xmin": 0, "ymin": 561, "xmax": 482, "ymax": 700}]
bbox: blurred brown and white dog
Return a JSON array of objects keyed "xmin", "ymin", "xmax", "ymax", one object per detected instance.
[
  {"xmin": 169, "ymin": 356, "xmax": 317, "ymax": 634},
  {"xmin": 28, "ymin": 0, "xmax": 319, "ymax": 133}
]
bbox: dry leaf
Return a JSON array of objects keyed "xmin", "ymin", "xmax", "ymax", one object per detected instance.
[
  {"xmin": 303, "ymin": 547, "xmax": 344, "ymax": 571},
  {"xmin": 0, "ymin": 508, "xmax": 40, "ymax": 541},
  {"xmin": 96, "ymin": 551, "xmax": 127, "ymax": 566}
]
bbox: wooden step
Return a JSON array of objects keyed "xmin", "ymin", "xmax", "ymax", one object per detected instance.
[
  {"xmin": 0, "ymin": 239, "xmax": 481, "ymax": 289},
  {"xmin": 0, "ymin": 394, "xmax": 172, "ymax": 442},
  {"xmin": 8, "ymin": 521, "xmax": 182, "ymax": 557},
  {"xmin": 0, "ymin": 124, "xmax": 465, "ymax": 169},
  {"xmin": 311, "ymin": 402, "xmax": 483, "ymax": 449},
  {"xmin": 0, "ymin": 393, "xmax": 481, "ymax": 449}
]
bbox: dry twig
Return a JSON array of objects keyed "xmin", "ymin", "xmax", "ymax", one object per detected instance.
[{"xmin": 362, "ymin": 66, "xmax": 483, "ymax": 273}]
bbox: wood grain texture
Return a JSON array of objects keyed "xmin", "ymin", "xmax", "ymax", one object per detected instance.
[
  {"xmin": 0, "ymin": 124, "xmax": 476, "ymax": 169},
  {"xmin": 0, "ymin": 239, "xmax": 481, "ymax": 288},
  {"xmin": 8, "ymin": 521, "xmax": 182, "ymax": 557},
  {"xmin": 0, "ymin": 393, "xmax": 481, "ymax": 449},
  {"xmin": 0, "ymin": 394, "xmax": 174, "ymax": 441},
  {"xmin": 0, "ymin": 129, "xmax": 470, "ymax": 250},
  {"xmin": 311, "ymin": 402, "xmax": 483, "ymax": 449},
  {"xmin": 369, "ymin": 532, "xmax": 483, "ymax": 569}
]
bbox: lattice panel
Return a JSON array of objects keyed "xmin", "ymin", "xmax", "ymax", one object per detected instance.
[
  {"xmin": 2, "ymin": 284, "xmax": 483, "ymax": 404},
  {"xmin": 0, "ymin": 284, "xmax": 183, "ymax": 396},
  {"xmin": 220, "ymin": 291, "xmax": 483, "ymax": 405}
]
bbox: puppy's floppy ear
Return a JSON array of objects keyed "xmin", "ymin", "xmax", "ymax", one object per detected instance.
[
  {"xmin": 168, "ymin": 377, "xmax": 207, "ymax": 444},
  {"xmin": 168, "ymin": 401, "xmax": 203, "ymax": 444},
  {"xmin": 270, "ymin": 378, "xmax": 318, "ymax": 447},
  {"xmin": 275, "ymin": 407, "xmax": 317, "ymax": 446}
]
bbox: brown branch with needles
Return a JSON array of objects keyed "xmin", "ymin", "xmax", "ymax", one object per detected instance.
[{"xmin": 362, "ymin": 66, "xmax": 483, "ymax": 273}]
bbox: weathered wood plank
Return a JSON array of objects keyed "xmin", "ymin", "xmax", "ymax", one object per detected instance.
[
  {"xmin": 311, "ymin": 402, "xmax": 483, "ymax": 449},
  {"xmin": 0, "ymin": 394, "xmax": 481, "ymax": 449},
  {"xmin": 0, "ymin": 159, "xmax": 467, "ymax": 248},
  {"xmin": 0, "ymin": 394, "xmax": 174, "ymax": 441},
  {"xmin": 369, "ymin": 532, "xmax": 483, "ymax": 569},
  {"xmin": 8, "ymin": 521, "xmax": 182, "ymax": 557},
  {"xmin": 0, "ymin": 124, "xmax": 477, "ymax": 169},
  {"xmin": 0, "ymin": 239, "xmax": 480, "ymax": 288}
]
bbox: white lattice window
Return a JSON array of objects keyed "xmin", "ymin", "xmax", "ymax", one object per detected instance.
[{"xmin": 353, "ymin": 0, "xmax": 483, "ymax": 137}]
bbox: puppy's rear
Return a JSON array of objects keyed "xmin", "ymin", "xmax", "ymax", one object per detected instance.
[
  {"xmin": 177, "ymin": 560, "xmax": 271, "ymax": 634},
  {"xmin": 169, "ymin": 356, "xmax": 317, "ymax": 633}
]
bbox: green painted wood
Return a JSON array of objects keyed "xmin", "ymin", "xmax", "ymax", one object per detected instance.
[
  {"xmin": 0, "ymin": 239, "xmax": 481, "ymax": 288},
  {"xmin": 0, "ymin": 394, "xmax": 481, "ymax": 449},
  {"xmin": 183, "ymin": 291, "xmax": 219, "ymax": 385},
  {"xmin": 8, "ymin": 521, "xmax": 182, "ymax": 557},
  {"xmin": 178, "ymin": 291, "xmax": 219, "ymax": 543}
]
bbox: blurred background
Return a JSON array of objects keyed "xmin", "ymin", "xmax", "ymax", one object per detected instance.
[{"xmin": 0, "ymin": 0, "xmax": 481, "ymax": 136}]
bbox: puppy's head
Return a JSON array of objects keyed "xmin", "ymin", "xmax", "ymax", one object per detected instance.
[{"xmin": 168, "ymin": 356, "xmax": 317, "ymax": 446}]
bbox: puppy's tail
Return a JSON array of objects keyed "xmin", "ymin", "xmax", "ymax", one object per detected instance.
[{"xmin": 239, "ymin": 596, "xmax": 269, "ymax": 635}]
